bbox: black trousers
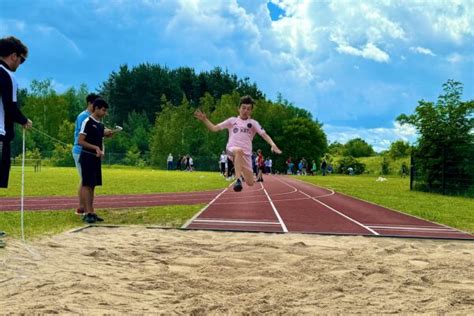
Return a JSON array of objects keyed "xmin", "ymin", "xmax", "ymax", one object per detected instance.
[{"xmin": 0, "ymin": 137, "xmax": 11, "ymax": 188}]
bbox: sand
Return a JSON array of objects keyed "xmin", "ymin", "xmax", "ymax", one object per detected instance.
[{"xmin": 1, "ymin": 226, "xmax": 473, "ymax": 314}]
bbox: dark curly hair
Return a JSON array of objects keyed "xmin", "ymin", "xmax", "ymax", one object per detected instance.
[
  {"xmin": 239, "ymin": 95, "xmax": 255, "ymax": 108},
  {"xmin": 0, "ymin": 36, "xmax": 28, "ymax": 58}
]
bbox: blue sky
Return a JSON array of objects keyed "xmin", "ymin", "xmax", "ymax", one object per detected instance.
[{"xmin": 1, "ymin": 0, "xmax": 473, "ymax": 151}]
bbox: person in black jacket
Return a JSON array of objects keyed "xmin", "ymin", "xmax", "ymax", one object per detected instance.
[{"xmin": 0, "ymin": 36, "xmax": 32, "ymax": 188}]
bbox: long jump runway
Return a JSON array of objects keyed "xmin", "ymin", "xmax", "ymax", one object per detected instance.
[{"xmin": 184, "ymin": 175, "xmax": 474, "ymax": 240}]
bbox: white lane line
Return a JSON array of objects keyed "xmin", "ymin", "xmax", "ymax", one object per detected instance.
[
  {"xmin": 274, "ymin": 176, "xmax": 378, "ymax": 235},
  {"xmin": 282, "ymin": 176, "xmax": 336, "ymax": 197},
  {"xmin": 368, "ymin": 225, "xmax": 458, "ymax": 232},
  {"xmin": 194, "ymin": 219, "xmax": 281, "ymax": 225},
  {"xmin": 181, "ymin": 185, "xmax": 230, "ymax": 229},
  {"xmin": 212, "ymin": 196, "xmax": 314, "ymax": 206},
  {"xmin": 261, "ymin": 183, "xmax": 288, "ymax": 233},
  {"xmin": 268, "ymin": 186, "xmax": 298, "ymax": 197}
]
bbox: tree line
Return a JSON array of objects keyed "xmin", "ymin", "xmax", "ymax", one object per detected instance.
[
  {"xmin": 12, "ymin": 63, "xmax": 473, "ymax": 195},
  {"xmin": 13, "ymin": 64, "xmax": 327, "ymax": 171}
]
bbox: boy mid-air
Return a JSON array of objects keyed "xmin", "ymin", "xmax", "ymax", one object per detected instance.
[{"xmin": 194, "ymin": 95, "xmax": 282, "ymax": 192}]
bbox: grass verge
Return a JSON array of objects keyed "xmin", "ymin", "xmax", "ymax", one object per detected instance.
[
  {"xmin": 1, "ymin": 167, "xmax": 227, "ymax": 197},
  {"xmin": 0, "ymin": 205, "xmax": 204, "ymax": 240}
]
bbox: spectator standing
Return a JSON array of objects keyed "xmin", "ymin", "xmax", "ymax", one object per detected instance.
[
  {"xmin": 0, "ymin": 36, "xmax": 33, "ymax": 189},
  {"xmin": 219, "ymin": 151, "xmax": 227, "ymax": 176},
  {"xmin": 176, "ymin": 154, "xmax": 182, "ymax": 170},
  {"xmin": 321, "ymin": 159, "xmax": 327, "ymax": 176},
  {"xmin": 167, "ymin": 153, "xmax": 173, "ymax": 170},
  {"xmin": 310, "ymin": 159, "xmax": 317, "ymax": 176},
  {"xmin": 256, "ymin": 149, "xmax": 265, "ymax": 182}
]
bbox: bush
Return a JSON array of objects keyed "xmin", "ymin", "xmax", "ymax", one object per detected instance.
[
  {"xmin": 335, "ymin": 156, "xmax": 366, "ymax": 175},
  {"xmin": 380, "ymin": 156, "xmax": 391, "ymax": 175},
  {"xmin": 50, "ymin": 144, "xmax": 74, "ymax": 167}
]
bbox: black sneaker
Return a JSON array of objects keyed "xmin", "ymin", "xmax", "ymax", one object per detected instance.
[
  {"xmin": 233, "ymin": 179, "xmax": 243, "ymax": 192},
  {"xmin": 92, "ymin": 213, "xmax": 104, "ymax": 222},
  {"xmin": 83, "ymin": 213, "xmax": 96, "ymax": 224}
]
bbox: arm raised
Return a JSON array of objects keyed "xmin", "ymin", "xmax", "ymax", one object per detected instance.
[{"xmin": 194, "ymin": 109, "xmax": 220, "ymax": 132}]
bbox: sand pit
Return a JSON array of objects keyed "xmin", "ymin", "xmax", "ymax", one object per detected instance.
[{"xmin": 1, "ymin": 227, "xmax": 473, "ymax": 314}]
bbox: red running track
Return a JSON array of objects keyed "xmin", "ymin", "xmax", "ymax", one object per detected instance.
[
  {"xmin": 183, "ymin": 175, "xmax": 474, "ymax": 240},
  {"xmin": 0, "ymin": 190, "xmax": 221, "ymax": 211}
]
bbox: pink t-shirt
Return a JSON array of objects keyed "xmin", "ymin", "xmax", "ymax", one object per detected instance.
[{"xmin": 217, "ymin": 117, "xmax": 265, "ymax": 156}]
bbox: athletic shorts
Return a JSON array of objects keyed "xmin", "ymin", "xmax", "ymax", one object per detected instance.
[
  {"xmin": 226, "ymin": 147, "xmax": 253, "ymax": 172},
  {"xmin": 0, "ymin": 138, "xmax": 11, "ymax": 188},
  {"xmin": 72, "ymin": 152, "xmax": 82, "ymax": 179},
  {"xmin": 80, "ymin": 153, "xmax": 102, "ymax": 187}
]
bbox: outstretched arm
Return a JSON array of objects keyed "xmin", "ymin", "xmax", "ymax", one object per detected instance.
[
  {"xmin": 261, "ymin": 133, "xmax": 282, "ymax": 154},
  {"xmin": 194, "ymin": 109, "xmax": 220, "ymax": 132}
]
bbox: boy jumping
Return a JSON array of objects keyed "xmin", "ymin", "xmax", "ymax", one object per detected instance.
[{"xmin": 194, "ymin": 95, "xmax": 282, "ymax": 192}]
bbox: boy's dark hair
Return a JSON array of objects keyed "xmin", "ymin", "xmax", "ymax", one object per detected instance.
[
  {"xmin": 240, "ymin": 95, "xmax": 255, "ymax": 108},
  {"xmin": 93, "ymin": 98, "xmax": 109, "ymax": 110},
  {"xmin": 86, "ymin": 93, "xmax": 101, "ymax": 104},
  {"xmin": 0, "ymin": 36, "xmax": 28, "ymax": 58}
]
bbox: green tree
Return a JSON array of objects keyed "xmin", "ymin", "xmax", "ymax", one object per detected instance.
[
  {"xmin": 344, "ymin": 138, "xmax": 375, "ymax": 157},
  {"xmin": 336, "ymin": 156, "xmax": 366, "ymax": 175},
  {"xmin": 328, "ymin": 141, "xmax": 345, "ymax": 156},
  {"xmin": 380, "ymin": 155, "xmax": 391, "ymax": 175},
  {"xmin": 388, "ymin": 140, "xmax": 411, "ymax": 159},
  {"xmin": 280, "ymin": 117, "xmax": 327, "ymax": 168},
  {"xmin": 397, "ymin": 80, "xmax": 474, "ymax": 195}
]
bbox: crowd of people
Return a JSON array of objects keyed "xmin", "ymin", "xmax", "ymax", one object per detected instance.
[
  {"xmin": 167, "ymin": 153, "xmax": 194, "ymax": 171},
  {"xmin": 285, "ymin": 157, "xmax": 333, "ymax": 176}
]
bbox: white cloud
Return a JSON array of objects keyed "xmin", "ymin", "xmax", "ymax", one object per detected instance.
[
  {"xmin": 325, "ymin": 121, "xmax": 418, "ymax": 152},
  {"xmin": 409, "ymin": 46, "xmax": 436, "ymax": 56},
  {"xmin": 316, "ymin": 78, "xmax": 335, "ymax": 91},
  {"xmin": 35, "ymin": 25, "xmax": 83, "ymax": 56}
]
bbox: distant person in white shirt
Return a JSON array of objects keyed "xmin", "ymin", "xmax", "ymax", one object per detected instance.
[
  {"xmin": 219, "ymin": 151, "xmax": 227, "ymax": 176},
  {"xmin": 167, "ymin": 153, "xmax": 173, "ymax": 170},
  {"xmin": 265, "ymin": 157, "xmax": 273, "ymax": 174}
]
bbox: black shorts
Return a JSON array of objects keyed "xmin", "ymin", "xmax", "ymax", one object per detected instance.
[
  {"xmin": 80, "ymin": 153, "xmax": 102, "ymax": 187},
  {"xmin": 0, "ymin": 138, "xmax": 11, "ymax": 188}
]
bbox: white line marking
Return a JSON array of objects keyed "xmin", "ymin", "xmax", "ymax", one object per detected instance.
[
  {"xmin": 181, "ymin": 186, "xmax": 230, "ymax": 229},
  {"xmin": 295, "ymin": 178, "xmax": 474, "ymax": 236},
  {"xmin": 268, "ymin": 186, "xmax": 298, "ymax": 196},
  {"xmin": 194, "ymin": 219, "xmax": 281, "ymax": 225},
  {"xmin": 212, "ymin": 196, "xmax": 314, "ymax": 206},
  {"xmin": 368, "ymin": 225, "xmax": 458, "ymax": 232},
  {"xmin": 261, "ymin": 182, "xmax": 288, "ymax": 232},
  {"xmin": 274, "ymin": 176, "xmax": 378, "ymax": 235}
]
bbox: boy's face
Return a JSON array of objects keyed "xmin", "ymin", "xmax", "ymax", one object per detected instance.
[
  {"xmin": 239, "ymin": 103, "xmax": 253, "ymax": 119},
  {"xmin": 94, "ymin": 107, "xmax": 108, "ymax": 119}
]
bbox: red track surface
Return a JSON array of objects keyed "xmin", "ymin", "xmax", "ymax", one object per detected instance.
[
  {"xmin": 184, "ymin": 175, "xmax": 474, "ymax": 240},
  {"xmin": 1, "ymin": 176, "xmax": 472, "ymax": 240},
  {"xmin": 0, "ymin": 190, "xmax": 221, "ymax": 211}
]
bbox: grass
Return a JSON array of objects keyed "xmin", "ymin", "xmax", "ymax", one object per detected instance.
[
  {"xmin": 0, "ymin": 205, "xmax": 204, "ymax": 240},
  {"xmin": 357, "ymin": 156, "xmax": 410, "ymax": 175},
  {"xmin": 295, "ymin": 174, "xmax": 474, "ymax": 233},
  {"xmin": 0, "ymin": 166, "xmax": 227, "ymax": 197},
  {"xmin": 1, "ymin": 166, "xmax": 224, "ymax": 241}
]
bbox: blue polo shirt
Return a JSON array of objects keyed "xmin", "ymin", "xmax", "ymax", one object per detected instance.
[{"xmin": 72, "ymin": 110, "xmax": 91, "ymax": 154}]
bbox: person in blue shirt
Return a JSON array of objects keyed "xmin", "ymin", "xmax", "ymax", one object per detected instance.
[{"xmin": 72, "ymin": 93, "xmax": 112, "ymax": 215}]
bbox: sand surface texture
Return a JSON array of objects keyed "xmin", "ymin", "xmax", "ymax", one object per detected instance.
[{"xmin": 1, "ymin": 227, "xmax": 473, "ymax": 314}]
